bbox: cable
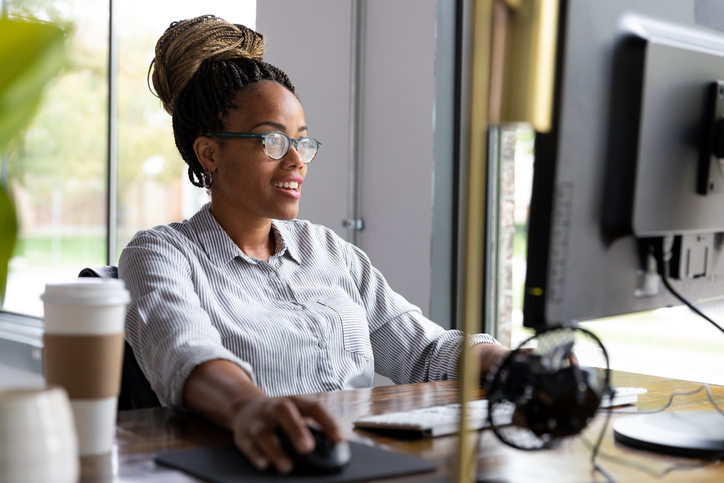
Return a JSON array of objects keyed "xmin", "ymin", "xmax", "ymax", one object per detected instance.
[
  {"xmin": 592, "ymin": 461, "xmax": 618, "ymax": 483},
  {"xmin": 599, "ymin": 385, "xmax": 716, "ymax": 415},
  {"xmin": 660, "ymin": 275, "xmax": 724, "ymax": 334},
  {"xmin": 651, "ymin": 238, "xmax": 724, "ymax": 335},
  {"xmin": 705, "ymin": 384, "xmax": 724, "ymax": 417},
  {"xmin": 590, "ymin": 392, "xmax": 617, "ymax": 483}
]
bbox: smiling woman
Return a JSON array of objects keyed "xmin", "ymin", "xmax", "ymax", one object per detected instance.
[
  {"xmin": 194, "ymin": 81, "xmax": 311, "ymax": 245},
  {"xmin": 117, "ymin": 14, "xmax": 506, "ymax": 475}
]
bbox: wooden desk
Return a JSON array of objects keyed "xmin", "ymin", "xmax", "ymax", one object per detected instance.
[{"xmin": 82, "ymin": 371, "xmax": 724, "ymax": 482}]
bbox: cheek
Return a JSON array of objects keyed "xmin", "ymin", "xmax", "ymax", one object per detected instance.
[
  {"xmin": 223, "ymin": 158, "xmax": 263, "ymax": 185},
  {"xmin": 244, "ymin": 165, "xmax": 276, "ymax": 191}
]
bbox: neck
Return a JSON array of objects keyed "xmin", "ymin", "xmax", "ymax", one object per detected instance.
[{"xmin": 208, "ymin": 200, "xmax": 275, "ymax": 261}]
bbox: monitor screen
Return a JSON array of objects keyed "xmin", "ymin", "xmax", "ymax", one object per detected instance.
[{"xmin": 523, "ymin": 0, "xmax": 724, "ymax": 331}]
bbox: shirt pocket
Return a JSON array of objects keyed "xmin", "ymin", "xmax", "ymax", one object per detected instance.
[{"xmin": 317, "ymin": 296, "xmax": 373, "ymax": 360}]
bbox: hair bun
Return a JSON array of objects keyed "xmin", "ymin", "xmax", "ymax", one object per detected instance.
[{"xmin": 148, "ymin": 15, "xmax": 265, "ymax": 115}]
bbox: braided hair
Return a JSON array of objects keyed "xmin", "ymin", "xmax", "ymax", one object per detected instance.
[{"xmin": 149, "ymin": 15, "xmax": 296, "ymax": 187}]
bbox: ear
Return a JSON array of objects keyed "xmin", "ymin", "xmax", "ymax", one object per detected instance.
[{"xmin": 193, "ymin": 136, "xmax": 221, "ymax": 173}]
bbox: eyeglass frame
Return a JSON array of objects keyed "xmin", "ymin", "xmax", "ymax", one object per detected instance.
[{"xmin": 203, "ymin": 131, "xmax": 321, "ymax": 163}]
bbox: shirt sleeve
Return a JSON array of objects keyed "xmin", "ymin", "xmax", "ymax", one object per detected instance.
[
  {"xmin": 118, "ymin": 230, "xmax": 255, "ymax": 408},
  {"xmin": 339, "ymin": 239, "xmax": 500, "ymax": 384}
]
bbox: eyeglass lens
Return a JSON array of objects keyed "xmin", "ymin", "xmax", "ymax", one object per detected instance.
[{"xmin": 264, "ymin": 132, "xmax": 318, "ymax": 163}]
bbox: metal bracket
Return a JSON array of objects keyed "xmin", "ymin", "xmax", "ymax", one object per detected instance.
[
  {"xmin": 342, "ymin": 219, "xmax": 364, "ymax": 230},
  {"xmin": 698, "ymin": 80, "xmax": 724, "ymax": 195}
]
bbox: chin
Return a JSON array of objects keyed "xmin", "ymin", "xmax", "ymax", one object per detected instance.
[{"xmin": 275, "ymin": 209, "xmax": 300, "ymax": 221}]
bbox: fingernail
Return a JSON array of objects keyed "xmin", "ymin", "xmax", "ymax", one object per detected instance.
[
  {"xmin": 278, "ymin": 459, "xmax": 293, "ymax": 474},
  {"xmin": 256, "ymin": 457, "xmax": 268, "ymax": 470}
]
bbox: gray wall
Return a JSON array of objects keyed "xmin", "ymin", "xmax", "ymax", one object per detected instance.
[
  {"xmin": 256, "ymin": 0, "xmax": 353, "ymax": 243},
  {"xmin": 257, "ymin": 0, "xmax": 449, "ymax": 324}
]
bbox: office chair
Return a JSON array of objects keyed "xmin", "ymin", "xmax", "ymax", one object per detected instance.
[{"xmin": 78, "ymin": 266, "xmax": 161, "ymax": 410}]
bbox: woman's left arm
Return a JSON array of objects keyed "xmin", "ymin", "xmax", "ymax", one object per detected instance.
[{"xmin": 340, "ymin": 240, "xmax": 508, "ymax": 383}]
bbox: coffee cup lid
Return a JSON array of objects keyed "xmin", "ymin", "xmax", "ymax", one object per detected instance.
[{"xmin": 41, "ymin": 279, "xmax": 131, "ymax": 306}]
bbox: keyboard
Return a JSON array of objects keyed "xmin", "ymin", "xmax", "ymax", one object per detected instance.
[
  {"xmin": 353, "ymin": 399, "xmax": 497, "ymax": 438},
  {"xmin": 353, "ymin": 387, "xmax": 647, "ymax": 438}
]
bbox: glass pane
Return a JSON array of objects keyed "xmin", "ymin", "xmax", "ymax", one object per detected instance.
[
  {"xmin": 115, "ymin": 1, "xmax": 257, "ymax": 260},
  {"xmin": 511, "ymin": 126, "xmax": 535, "ymax": 348},
  {"xmin": 1, "ymin": 1, "xmax": 257, "ymax": 317},
  {"xmin": 3, "ymin": 0, "xmax": 109, "ymax": 317}
]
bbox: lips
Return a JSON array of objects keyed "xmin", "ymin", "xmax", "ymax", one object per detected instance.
[{"xmin": 272, "ymin": 177, "xmax": 303, "ymax": 200}]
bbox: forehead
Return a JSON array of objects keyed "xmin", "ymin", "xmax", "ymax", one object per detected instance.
[{"xmin": 225, "ymin": 81, "xmax": 305, "ymax": 131}]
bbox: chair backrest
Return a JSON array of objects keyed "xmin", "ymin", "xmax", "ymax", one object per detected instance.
[{"xmin": 78, "ymin": 267, "xmax": 161, "ymax": 410}]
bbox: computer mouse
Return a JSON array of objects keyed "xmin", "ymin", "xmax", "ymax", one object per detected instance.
[{"xmin": 275, "ymin": 425, "xmax": 351, "ymax": 474}]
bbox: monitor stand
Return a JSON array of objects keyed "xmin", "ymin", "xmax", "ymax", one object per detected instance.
[{"xmin": 613, "ymin": 411, "xmax": 724, "ymax": 457}]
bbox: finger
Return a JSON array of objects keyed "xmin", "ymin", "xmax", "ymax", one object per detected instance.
[
  {"xmin": 292, "ymin": 397, "xmax": 344, "ymax": 442},
  {"xmin": 272, "ymin": 399, "xmax": 316, "ymax": 453},
  {"xmin": 234, "ymin": 433, "xmax": 269, "ymax": 472},
  {"xmin": 568, "ymin": 351, "xmax": 580, "ymax": 366},
  {"xmin": 231, "ymin": 400, "xmax": 294, "ymax": 474},
  {"xmin": 254, "ymin": 429, "xmax": 293, "ymax": 474},
  {"xmin": 244, "ymin": 411, "xmax": 294, "ymax": 474}
]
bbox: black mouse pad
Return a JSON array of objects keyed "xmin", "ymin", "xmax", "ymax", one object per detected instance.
[{"xmin": 155, "ymin": 442, "xmax": 437, "ymax": 483}]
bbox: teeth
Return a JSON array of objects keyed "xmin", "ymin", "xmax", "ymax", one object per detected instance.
[{"xmin": 274, "ymin": 181, "xmax": 299, "ymax": 189}]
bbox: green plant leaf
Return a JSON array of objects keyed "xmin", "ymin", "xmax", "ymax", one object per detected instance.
[
  {"xmin": 0, "ymin": 18, "xmax": 66, "ymax": 305},
  {"xmin": 0, "ymin": 186, "xmax": 17, "ymax": 304},
  {"xmin": 0, "ymin": 18, "xmax": 66, "ymax": 153}
]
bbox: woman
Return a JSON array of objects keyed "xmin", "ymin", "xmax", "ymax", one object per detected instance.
[{"xmin": 119, "ymin": 15, "xmax": 510, "ymax": 474}]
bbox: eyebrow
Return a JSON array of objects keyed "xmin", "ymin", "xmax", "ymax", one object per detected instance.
[{"xmin": 250, "ymin": 121, "xmax": 307, "ymax": 133}]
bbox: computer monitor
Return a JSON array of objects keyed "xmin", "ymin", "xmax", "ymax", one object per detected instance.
[
  {"xmin": 521, "ymin": 0, "xmax": 724, "ymax": 457},
  {"xmin": 524, "ymin": 0, "xmax": 724, "ymax": 330}
]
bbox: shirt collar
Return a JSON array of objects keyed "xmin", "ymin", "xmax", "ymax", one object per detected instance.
[
  {"xmin": 189, "ymin": 204, "xmax": 301, "ymax": 266},
  {"xmin": 189, "ymin": 204, "xmax": 245, "ymax": 265},
  {"xmin": 271, "ymin": 220, "xmax": 301, "ymax": 265}
]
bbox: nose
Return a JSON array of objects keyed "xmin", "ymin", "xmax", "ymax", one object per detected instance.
[{"xmin": 283, "ymin": 142, "xmax": 305, "ymax": 168}]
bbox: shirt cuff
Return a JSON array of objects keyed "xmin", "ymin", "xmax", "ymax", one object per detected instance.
[
  {"xmin": 469, "ymin": 333, "xmax": 501, "ymax": 347},
  {"xmin": 429, "ymin": 331, "xmax": 501, "ymax": 381}
]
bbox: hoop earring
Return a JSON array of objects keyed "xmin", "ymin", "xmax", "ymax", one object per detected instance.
[{"xmin": 203, "ymin": 171, "xmax": 213, "ymax": 189}]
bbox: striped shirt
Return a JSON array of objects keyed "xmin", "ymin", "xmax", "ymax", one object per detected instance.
[{"xmin": 119, "ymin": 203, "xmax": 499, "ymax": 407}]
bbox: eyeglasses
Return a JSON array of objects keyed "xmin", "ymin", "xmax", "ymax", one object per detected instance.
[{"xmin": 203, "ymin": 131, "xmax": 321, "ymax": 164}]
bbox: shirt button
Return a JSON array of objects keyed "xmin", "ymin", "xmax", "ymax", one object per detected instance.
[
  {"xmin": 268, "ymin": 271, "xmax": 277, "ymax": 279},
  {"xmin": 318, "ymin": 341, "xmax": 327, "ymax": 349},
  {"xmin": 294, "ymin": 304, "xmax": 304, "ymax": 311}
]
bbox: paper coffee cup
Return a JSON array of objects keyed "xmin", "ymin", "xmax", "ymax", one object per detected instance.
[
  {"xmin": 41, "ymin": 279, "xmax": 130, "ymax": 456},
  {"xmin": 0, "ymin": 387, "xmax": 79, "ymax": 483}
]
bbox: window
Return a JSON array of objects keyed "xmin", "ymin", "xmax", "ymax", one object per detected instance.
[{"xmin": 1, "ymin": 0, "xmax": 256, "ymax": 318}]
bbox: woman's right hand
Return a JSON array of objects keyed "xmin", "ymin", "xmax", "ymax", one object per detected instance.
[
  {"xmin": 183, "ymin": 360, "xmax": 344, "ymax": 474},
  {"xmin": 230, "ymin": 395, "xmax": 343, "ymax": 474}
]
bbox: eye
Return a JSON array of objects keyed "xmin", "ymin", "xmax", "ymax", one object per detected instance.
[
  {"xmin": 297, "ymin": 137, "xmax": 319, "ymax": 163},
  {"xmin": 264, "ymin": 132, "xmax": 289, "ymax": 159},
  {"xmin": 298, "ymin": 137, "xmax": 313, "ymax": 149}
]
